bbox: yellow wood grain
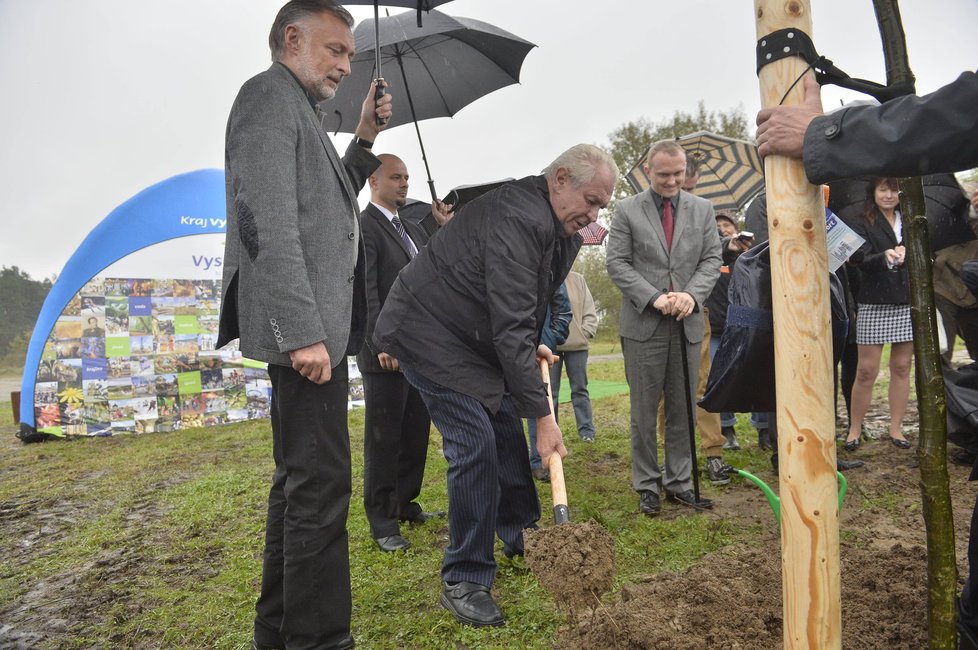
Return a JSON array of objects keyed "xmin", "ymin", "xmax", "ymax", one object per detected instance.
[{"xmin": 755, "ymin": 1, "xmax": 842, "ymax": 648}]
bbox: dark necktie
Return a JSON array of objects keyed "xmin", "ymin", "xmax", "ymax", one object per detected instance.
[
  {"xmin": 391, "ymin": 214, "xmax": 416, "ymax": 259},
  {"xmin": 661, "ymin": 198, "xmax": 674, "ymax": 251}
]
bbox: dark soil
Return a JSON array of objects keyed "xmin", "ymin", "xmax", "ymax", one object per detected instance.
[
  {"xmin": 551, "ymin": 398, "xmax": 976, "ymax": 649},
  {"xmin": 525, "ymin": 520, "xmax": 616, "ymax": 615}
]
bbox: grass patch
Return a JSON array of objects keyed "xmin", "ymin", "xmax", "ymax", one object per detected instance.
[{"xmin": 0, "ymin": 359, "xmax": 835, "ymax": 648}]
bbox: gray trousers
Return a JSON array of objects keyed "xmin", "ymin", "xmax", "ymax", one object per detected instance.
[
  {"xmin": 552, "ymin": 349, "xmax": 596, "ymax": 438},
  {"xmin": 622, "ymin": 319, "xmax": 697, "ymax": 495}
]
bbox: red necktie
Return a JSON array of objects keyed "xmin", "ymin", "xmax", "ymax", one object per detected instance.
[{"xmin": 662, "ymin": 198, "xmax": 674, "ymax": 251}]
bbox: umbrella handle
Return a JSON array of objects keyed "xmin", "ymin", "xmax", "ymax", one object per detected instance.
[{"xmin": 374, "ymin": 79, "xmax": 388, "ymax": 127}]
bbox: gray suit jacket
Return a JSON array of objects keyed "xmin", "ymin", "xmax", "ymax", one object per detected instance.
[
  {"xmin": 218, "ymin": 63, "xmax": 381, "ymax": 367},
  {"xmin": 607, "ymin": 189, "xmax": 721, "ymax": 344}
]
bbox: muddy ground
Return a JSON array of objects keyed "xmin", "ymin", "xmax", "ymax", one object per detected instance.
[
  {"xmin": 2, "ymin": 388, "xmax": 977, "ymax": 648},
  {"xmin": 550, "ymin": 399, "xmax": 978, "ymax": 649}
]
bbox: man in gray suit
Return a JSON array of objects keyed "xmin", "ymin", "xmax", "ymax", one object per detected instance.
[
  {"xmin": 607, "ymin": 139, "xmax": 721, "ymax": 517},
  {"xmin": 217, "ymin": 2, "xmax": 392, "ymax": 648}
]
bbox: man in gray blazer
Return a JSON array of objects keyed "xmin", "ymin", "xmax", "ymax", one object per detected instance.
[
  {"xmin": 607, "ymin": 140, "xmax": 721, "ymax": 517},
  {"xmin": 217, "ymin": 2, "xmax": 392, "ymax": 648}
]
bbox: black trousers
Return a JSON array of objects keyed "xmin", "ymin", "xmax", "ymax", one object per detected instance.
[
  {"xmin": 362, "ymin": 371, "xmax": 431, "ymax": 538},
  {"xmin": 255, "ymin": 362, "xmax": 352, "ymax": 650},
  {"xmin": 401, "ymin": 363, "xmax": 540, "ymax": 588}
]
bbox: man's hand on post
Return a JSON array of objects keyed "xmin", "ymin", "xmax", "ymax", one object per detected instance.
[
  {"xmin": 377, "ymin": 351, "xmax": 399, "ymax": 371},
  {"xmin": 756, "ymin": 73, "xmax": 823, "ymax": 160},
  {"xmin": 355, "ymin": 79, "xmax": 393, "ymax": 141},
  {"xmin": 289, "ymin": 342, "xmax": 332, "ymax": 384}
]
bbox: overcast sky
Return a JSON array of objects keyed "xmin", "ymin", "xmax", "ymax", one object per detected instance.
[{"xmin": 1, "ymin": 0, "xmax": 976, "ymax": 280}]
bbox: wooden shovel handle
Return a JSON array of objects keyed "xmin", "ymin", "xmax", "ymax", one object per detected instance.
[{"xmin": 539, "ymin": 358, "xmax": 569, "ymax": 521}]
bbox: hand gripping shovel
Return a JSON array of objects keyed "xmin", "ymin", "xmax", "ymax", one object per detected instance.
[
  {"xmin": 539, "ymin": 357, "xmax": 569, "ymax": 524},
  {"xmin": 525, "ymin": 358, "xmax": 616, "ymax": 611}
]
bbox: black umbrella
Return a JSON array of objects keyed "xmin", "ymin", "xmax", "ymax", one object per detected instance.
[
  {"xmin": 321, "ymin": 9, "xmax": 535, "ymax": 200},
  {"xmin": 827, "ymin": 174, "xmax": 973, "ymax": 251},
  {"xmin": 342, "ymin": 1, "xmax": 455, "ymax": 122}
]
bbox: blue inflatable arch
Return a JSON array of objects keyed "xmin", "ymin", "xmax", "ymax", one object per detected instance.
[{"xmin": 19, "ymin": 169, "xmax": 233, "ymax": 440}]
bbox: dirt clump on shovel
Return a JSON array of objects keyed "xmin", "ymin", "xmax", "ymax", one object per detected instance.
[{"xmin": 524, "ymin": 520, "xmax": 616, "ymax": 615}]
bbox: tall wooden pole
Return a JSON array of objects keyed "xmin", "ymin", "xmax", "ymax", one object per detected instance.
[{"xmin": 754, "ymin": 1, "xmax": 842, "ymax": 648}]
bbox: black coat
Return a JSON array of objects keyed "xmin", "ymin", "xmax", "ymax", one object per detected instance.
[
  {"xmin": 373, "ymin": 175, "xmax": 580, "ymax": 418},
  {"xmin": 804, "ymin": 70, "xmax": 978, "ymax": 183},
  {"xmin": 356, "ymin": 203, "xmax": 430, "ymax": 374},
  {"xmin": 849, "ymin": 210, "xmax": 909, "ymax": 305}
]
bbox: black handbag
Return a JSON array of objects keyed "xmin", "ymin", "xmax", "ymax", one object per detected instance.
[{"xmin": 699, "ymin": 241, "xmax": 849, "ymax": 413}]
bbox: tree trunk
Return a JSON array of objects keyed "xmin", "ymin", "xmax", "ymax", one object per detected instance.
[
  {"xmin": 871, "ymin": 2, "xmax": 958, "ymax": 647},
  {"xmin": 755, "ymin": 1, "xmax": 841, "ymax": 647}
]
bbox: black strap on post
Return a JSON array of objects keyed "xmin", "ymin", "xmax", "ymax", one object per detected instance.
[{"xmin": 756, "ymin": 28, "xmax": 915, "ymax": 102}]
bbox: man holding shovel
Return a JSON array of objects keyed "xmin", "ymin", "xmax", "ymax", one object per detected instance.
[{"xmin": 373, "ymin": 144, "xmax": 618, "ymax": 627}]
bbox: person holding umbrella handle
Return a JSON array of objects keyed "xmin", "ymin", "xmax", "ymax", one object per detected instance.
[{"xmin": 220, "ymin": 2, "xmax": 394, "ymax": 649}]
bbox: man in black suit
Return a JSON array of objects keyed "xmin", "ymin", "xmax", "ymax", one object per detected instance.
[
  {"xmin": 357, "ymin": 154, "xmax": 451, "ymax": 552},
  {"xmin": 373, "ymin": 144, "xmax": 618, "ymax": 627}
]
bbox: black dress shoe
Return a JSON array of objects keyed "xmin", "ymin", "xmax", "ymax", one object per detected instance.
[
  {"xmin": 638, "ymin": 490, "xmax": 661, "ymax": 516},
  {"xmin": 440, "ymin": 581, "xmax": 505, "ymax": 627},
  {"xmin": 375, "ymin": 534, "xmax": 411, "ymax": 552},
  {"xmin": 890, "ymin": 437, "xmax": 912, "ymax": 449},
  {"xmin": 666, "ymin": 490, "xmax": 714, "ymax": 509},
  {"xmin": 837, "ymin": 458, "xmax": 865, "ymax": 471},
  {"xmin": 402, "ymin": 510, "xmax": 447, "ymax": 525},
  {"xmin": 843, "ymin": 436, "xmax": 861, "ymax": 452}
]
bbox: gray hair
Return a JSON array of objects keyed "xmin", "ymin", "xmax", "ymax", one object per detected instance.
[
  {"xmin": 269, "ymin": 0, "xmax": 354, "ymax": 61},
  {"xmin": 542, "ymin": 144, "xmax": 619, "ymax": 187},
  {"xmin": 685, "ymin": 155, "xmax": 700, "ymax": 177},
  {"xmin": 645, "ymin": 139, "xmax": 686, "ymax": 167}
]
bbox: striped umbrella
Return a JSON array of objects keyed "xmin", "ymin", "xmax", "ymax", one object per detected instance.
[
  {"xmin": 626, "ymin": 131, "xmax": 764, "ymax": 211},
  {"xmin": 578, "ymin": 221, "xmax": 608, "ymax": 246}
]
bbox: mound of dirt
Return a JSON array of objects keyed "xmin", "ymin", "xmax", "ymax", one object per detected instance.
[
  {"xmin": 555, "ymin": 537, "xmax": 929, "ymax": 649},
  {"xmin": 525, "ymin": 520, "xmax": 616, "ymax": 614}
]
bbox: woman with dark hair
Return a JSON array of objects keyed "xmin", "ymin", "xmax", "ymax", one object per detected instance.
[{"xmin": 844, "ymin": 177, "xmax": 913, "ymax": 451}]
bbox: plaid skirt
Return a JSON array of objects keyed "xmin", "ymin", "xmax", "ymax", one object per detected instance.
[{"xmin": 856, "ymin": 303, "xmax": 913, "ymax": 345}]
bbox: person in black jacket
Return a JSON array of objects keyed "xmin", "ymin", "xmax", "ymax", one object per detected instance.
[
  {"xmin": 373, "ymin": 144, "xmax": 618, "ymax": 627},
  {"xmin": 357, "ymin": 154, "xmax": 452, "ymax": 553},
  {"xmin": 843, "ymin": 178, "xmax": 914, "ymax": 451}
]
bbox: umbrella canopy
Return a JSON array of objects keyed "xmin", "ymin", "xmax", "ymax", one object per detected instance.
[
  {"xmin": 342, "ymin": 1, "xmax": 453, "ymax": 27},
  {"xmin": 579, "ymin": 222, "xmax": 609, "ymax": 246},
  {"xmin": 342, "ymin": 1, "xmax": 455, "ymax": 81},
  {"xmin": 626, "ymin": 131, "xmax": 765, "ymax": 212},
  {"xmin": 322, "ymin": 10, "xmax": 534, "ymax": 132},
  {"xmin": 320, "ymin": 9, "xmax": 534, "ymax": 200},
  {"xmin": 827, "ymin": 174, "xmax": 973, "ymax": 252}
]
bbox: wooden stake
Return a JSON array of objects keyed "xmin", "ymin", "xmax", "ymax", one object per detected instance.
[{"xmin": 754, "ymin": 1, "xmax": 842, "ymax": 648}]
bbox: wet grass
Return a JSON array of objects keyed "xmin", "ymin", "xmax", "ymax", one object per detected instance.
[{"xmin": 0, "ymin": 365, "xmax": 783, "ymax": 649}]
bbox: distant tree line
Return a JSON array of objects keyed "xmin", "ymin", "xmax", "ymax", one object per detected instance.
[{"xmin": 0, "ymin": 266, "xmax": 51, "ymax": 369}]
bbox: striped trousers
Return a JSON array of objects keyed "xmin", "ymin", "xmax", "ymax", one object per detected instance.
[{"xmin": 401, "ymin": 363, "xmax": 540, "ymax": 587}]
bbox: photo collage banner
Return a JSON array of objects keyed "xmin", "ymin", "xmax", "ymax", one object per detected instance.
[{"xmin": 33, "ymin": 277, "xmax": 272, "ymax": 436}]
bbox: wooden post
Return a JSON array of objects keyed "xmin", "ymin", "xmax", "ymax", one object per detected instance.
[{"xmin": 754, "ymin": 1, "xmax": 842, "ymax": 648}]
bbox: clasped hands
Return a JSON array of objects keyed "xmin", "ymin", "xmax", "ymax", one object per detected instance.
[{"xmin": 652, "ymin": 291, "xmax": 696, "ymax": 320}]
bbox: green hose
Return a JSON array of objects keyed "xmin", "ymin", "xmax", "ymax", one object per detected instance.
[{"xmin": 733, "ymin": 469, "xmax": 847, "ymax": 525}]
